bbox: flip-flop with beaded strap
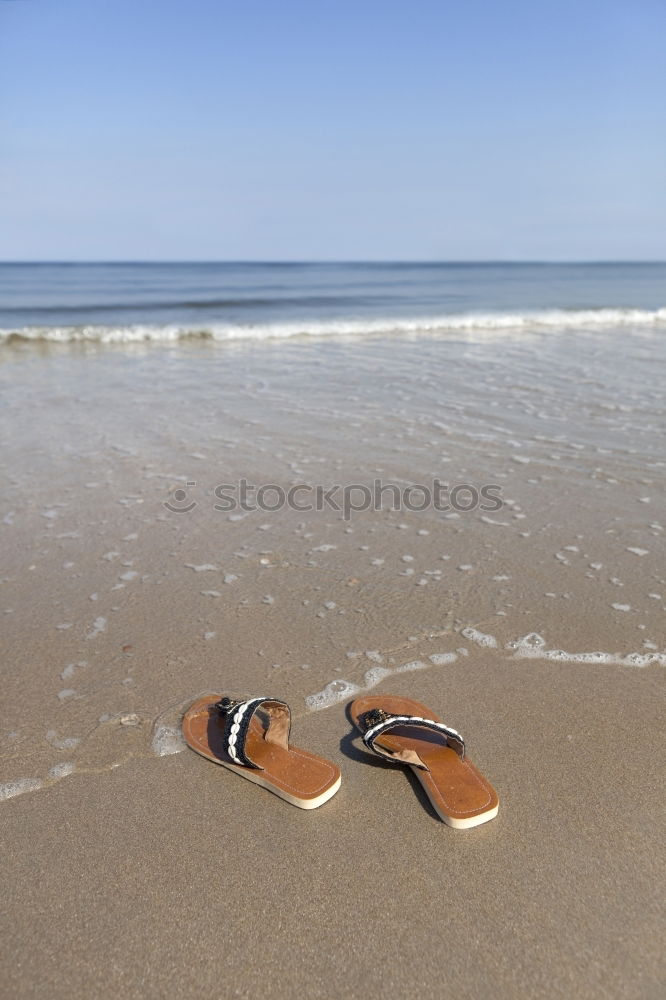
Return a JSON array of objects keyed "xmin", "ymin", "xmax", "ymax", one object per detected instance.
[
  {"xmin": 350, "ymin": 694, "xmax": 498, "ymax": 828},
  {"xmin": 182, "ymin": 694, "xmax": 341, "ymax": 809}
]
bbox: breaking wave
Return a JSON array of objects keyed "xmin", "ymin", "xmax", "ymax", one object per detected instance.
[{"xmin": 1, "ymin": 306, "xmax": 665, "ymax": 345}]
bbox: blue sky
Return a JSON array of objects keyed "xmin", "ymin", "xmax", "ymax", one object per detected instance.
[{"xmin": 1, "ymin": 0, "xmax": 664, "ymax": 260}]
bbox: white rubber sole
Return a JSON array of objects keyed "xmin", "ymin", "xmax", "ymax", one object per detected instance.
[
  {"xmin": 413, "ymin": 768, "xmax": 499, "ymax": 828},
  {"xmin": 188, "ymin": 744, "xmax": 342, "ymax": 810}
]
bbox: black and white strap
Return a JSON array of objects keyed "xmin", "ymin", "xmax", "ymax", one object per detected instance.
[
  {"xmin": 362, "ymin": 711, "xmax": 465, "ymax": 768},
  {"xmin": 215, "ymin": 696, "xmax": 291, "ymax": 769}
]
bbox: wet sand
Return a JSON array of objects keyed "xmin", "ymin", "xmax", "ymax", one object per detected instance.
[
  {"xmin": 1, "ymin": 329, "xmax": 665, "ymax": 997},
  {"xmin": 3, "ymin": 663, "xmax": 663, "ymax": 999}
]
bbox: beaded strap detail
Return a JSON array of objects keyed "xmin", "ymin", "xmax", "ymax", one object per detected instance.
[
  {"xmin": 362, "ymin": 710, "xmax": 465, "ymax": 768},
  {"xmin": 215, "ymin": 696, "xmax": 290, "ymax": 769}
]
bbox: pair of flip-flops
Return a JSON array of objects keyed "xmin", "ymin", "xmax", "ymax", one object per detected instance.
[{"xmin": 182, "ymin": 693, "xmax": 499, "ymax": 828}]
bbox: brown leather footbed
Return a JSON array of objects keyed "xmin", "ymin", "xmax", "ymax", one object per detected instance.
[
  {"xmin": 351, "ymin": 695, "xmax": 498, "ymax": 824},
  {"xmin": 182, "ymin": 695, "xmax": 341, "ymax": 803}
]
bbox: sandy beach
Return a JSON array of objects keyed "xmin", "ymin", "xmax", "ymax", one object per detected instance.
[
  {"xmin": 3, "ymin": 663, "xmax": 663, "ymax": 999},
  {"xmin": 1, "ymin": 314, "xmax": 664, "ymax": 997},
  {"xmin": 2, "ymin": 0, "xmax": 665, "ymax": 980}
]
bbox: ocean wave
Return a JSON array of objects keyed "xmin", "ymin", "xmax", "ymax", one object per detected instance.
[
  {"xmin": 0, "ymin": 293, "xmax": 383, "ymax": 315},
  {"xmin": 1, "ymin": 307, "xmax": 665, "ymax": 345}
]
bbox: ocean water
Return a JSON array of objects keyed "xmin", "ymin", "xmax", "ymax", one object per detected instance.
[{"xmin": 0, "ymin": 261, "xmax": 664, "ymax": 344}]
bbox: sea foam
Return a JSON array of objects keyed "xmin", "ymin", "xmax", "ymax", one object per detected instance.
[{"xmin": 2, "ymin": 307, "xmax": 665, "ymax": 346}]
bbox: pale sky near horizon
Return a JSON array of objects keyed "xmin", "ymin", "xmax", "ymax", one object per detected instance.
[{"xmin": 1, "ymin": 0, "xmax": 664, "ymax": 261}]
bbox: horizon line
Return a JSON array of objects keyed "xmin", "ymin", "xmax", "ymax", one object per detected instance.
[{"xmin": 1, "ymin": 259, "xmax": 665, "ymax": 266}]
